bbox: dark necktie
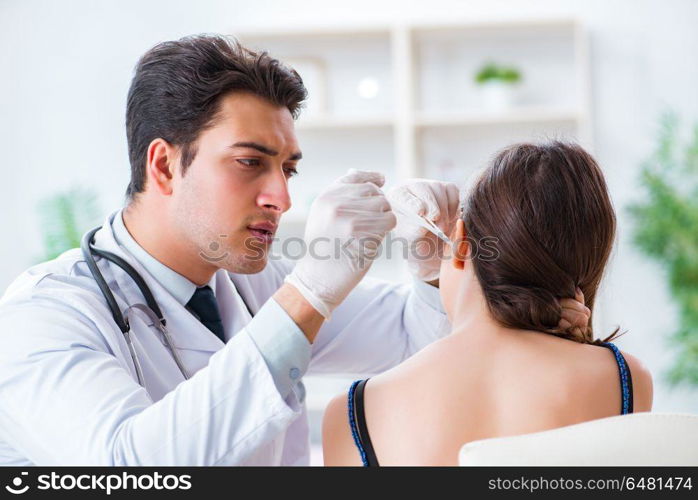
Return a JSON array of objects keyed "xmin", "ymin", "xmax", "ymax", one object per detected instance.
[{"xmin": 186, "ymin": 286, "xmax": 225, "ymax": 343}]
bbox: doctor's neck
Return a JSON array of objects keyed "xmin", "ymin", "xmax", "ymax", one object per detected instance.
[{"xmin": 121, "ymin": 203, "xmax": 217, "ymax": 287}]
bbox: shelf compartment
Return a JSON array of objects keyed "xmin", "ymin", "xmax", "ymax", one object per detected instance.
[
  {"xmin": 415, "ymin": 108, "xmax": 582, "ymax": 127},
  {"xmin": 414, "ymin": 19, "xmax": 580, "ymax": 115}
]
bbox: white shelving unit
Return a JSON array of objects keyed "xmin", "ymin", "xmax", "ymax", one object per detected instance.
[
  {"xmin": 238, "ymin": 17, "xmax": 591, "ymax": 225},
  {"xmin": 236, "ymin": 19, "xmax": 593, "ymax": 421}
]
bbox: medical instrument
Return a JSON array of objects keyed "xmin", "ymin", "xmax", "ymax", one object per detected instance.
[{"xmin": 393, "ymin": 207, "xmax": 452, "ymax": 244}]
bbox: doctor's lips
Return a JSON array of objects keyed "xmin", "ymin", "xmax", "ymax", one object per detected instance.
[{"xmin": 247, "ymin": 221, "xmax": 277, "ymax": 245}]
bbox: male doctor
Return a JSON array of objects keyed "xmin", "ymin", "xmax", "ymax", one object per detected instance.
[{"xmin": 0, "ymin": 35, "xmax": 588, "ymax": 466}]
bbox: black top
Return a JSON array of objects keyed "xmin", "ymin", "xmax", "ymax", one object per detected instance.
[{"xmin": 347, "ymin": 341, "xmax": 634, "ymax": 467}]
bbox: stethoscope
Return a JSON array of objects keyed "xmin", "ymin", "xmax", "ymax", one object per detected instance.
[{"xmin": 81, "ymin": 226, "xmax": 254, "ymax": 387}]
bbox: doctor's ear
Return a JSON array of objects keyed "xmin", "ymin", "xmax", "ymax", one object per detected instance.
[
  {"xmin": 451, "ymin": 219, "xmax": 470, "ymax": 271},
  {"xmin": 145, "ymin": 138, "xmax": 177, "ymax": 196}
]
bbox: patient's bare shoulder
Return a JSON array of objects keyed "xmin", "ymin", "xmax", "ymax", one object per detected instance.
[
  {"xmin": 357, "ymin": 336, "xmax": 489, "ymax": 465},
  {"xmin": 319, "ymin": 341, "xmax": 467, "ymax": 467}
]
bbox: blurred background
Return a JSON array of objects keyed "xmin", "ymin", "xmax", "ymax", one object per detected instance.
[{"xmin": 1, "ymin": 0, "xmax": 697, "ymax": 465}]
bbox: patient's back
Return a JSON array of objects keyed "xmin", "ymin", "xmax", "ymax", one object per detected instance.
[
  {"xmin": 359, "ymin": 328, "xmax": 652, "ymax": 466},
  {"xmin": 323, "ymin": 141, "xmax": 656, "ymax": 466}
]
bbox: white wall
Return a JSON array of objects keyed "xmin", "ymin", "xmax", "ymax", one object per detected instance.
[{"xmin": 1, "ymin": 0, "xmax": 697, "ymax": 412}]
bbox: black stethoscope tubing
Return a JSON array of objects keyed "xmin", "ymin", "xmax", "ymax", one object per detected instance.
[
  {"xmin": 81, "ymin": 227, "xmax": 167, "ymax": 334},
  {"xmin": 80, "ymin": 225, "xmax": 255, "ymax": 386}
]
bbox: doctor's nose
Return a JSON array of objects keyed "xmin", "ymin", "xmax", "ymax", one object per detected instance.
[{"xmin": 257, "ymin": 170, "xmax": 292, "ymax": 214}]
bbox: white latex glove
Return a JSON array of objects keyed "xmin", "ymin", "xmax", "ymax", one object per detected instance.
[
  {"xmin": 386, "ymin": 179, "xmax": 460, "ymax": 282},
  {"xmin": 284, "ymin": 169, "xmax": 396, "ymax": 319}
]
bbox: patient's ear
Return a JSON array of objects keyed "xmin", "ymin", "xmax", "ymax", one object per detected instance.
[{"xmin": 451, "ymin": 219, "xmax": 469, "ymax": 271}]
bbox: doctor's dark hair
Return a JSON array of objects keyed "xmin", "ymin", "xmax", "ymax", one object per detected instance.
[
  {"xmin": 462, "ymin": 141, "xmax": 620, "ymax": 344},
  {"xmin": 125, "ymin": 34, "xmax": 307, "ymax": 200}
]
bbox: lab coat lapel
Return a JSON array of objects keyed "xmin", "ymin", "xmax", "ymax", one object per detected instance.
[{"xmin": 91, "ymin": 212, "xmax": 225, "ymax": 355}]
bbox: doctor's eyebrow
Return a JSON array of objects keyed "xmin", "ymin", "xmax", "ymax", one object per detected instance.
[{"xmin": 230, "ymin": 141, "xmax": 302, "ymax": 161}]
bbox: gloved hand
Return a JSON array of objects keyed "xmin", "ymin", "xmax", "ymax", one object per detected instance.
[
  {"xmin": 386, "ymin": 179, "xmax": 460, "ymax": 282},
  {"xmin": 284, "ymin": 169, "xmax": 396, "ymax": 319}
]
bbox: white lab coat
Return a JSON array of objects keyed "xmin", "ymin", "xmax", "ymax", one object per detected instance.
[{"xmin": 0, "ymin": 213, "xmax": 450, "ymax": 465}]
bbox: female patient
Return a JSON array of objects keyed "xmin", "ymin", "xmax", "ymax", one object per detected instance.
[{"xmin": 322, "ymin": 141, "xmax": 652, "ymax": 466}]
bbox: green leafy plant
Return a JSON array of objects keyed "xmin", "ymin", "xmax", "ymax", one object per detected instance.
[
  {"xmin": 628, "ymin": 112, "xmax": 698, "ymax": 387},
  {"xmin": 474, "ymin": 62, "xmax": 522, "ymax": 85},
  {"xmin": 37, "ymin": 186, "xmax": 102, "ymax": 261}
]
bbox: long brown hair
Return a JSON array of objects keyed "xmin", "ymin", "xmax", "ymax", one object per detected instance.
[{"xmin": 463, "ymin": 141, "xmax": 620, "ymax": 344}]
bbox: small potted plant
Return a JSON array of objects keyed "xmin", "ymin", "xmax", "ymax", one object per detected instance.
[{"xmin": 474, "ymin": 62, "xmax": 522, "ymax": 111}]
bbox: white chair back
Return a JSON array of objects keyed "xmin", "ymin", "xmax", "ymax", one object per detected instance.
[{"xmin": 459, "ymin": 413, "xmax": 698, "ymax": 466}]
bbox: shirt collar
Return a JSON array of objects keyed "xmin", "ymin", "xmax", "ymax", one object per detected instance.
[{"xmin": 111, "ymin": 208, "xmax": 215, "ymax": 305}]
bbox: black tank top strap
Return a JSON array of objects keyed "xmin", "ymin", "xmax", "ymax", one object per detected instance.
[
  {"xmin": 600, "ymin": 342, "xmax": 634, "ymax": 414},
  {"xmin": 347, "ymin": 378, "xmax": 379, "ymax": 467}
]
